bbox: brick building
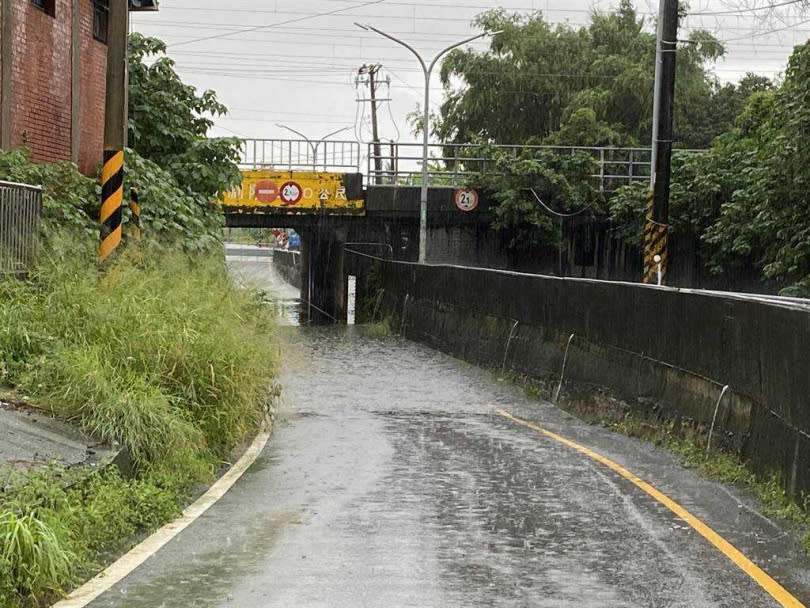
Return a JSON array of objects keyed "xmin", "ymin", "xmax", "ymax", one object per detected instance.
[{"xmin": 0, "ymin": 0, "xmax": 109, "ymax": 175}]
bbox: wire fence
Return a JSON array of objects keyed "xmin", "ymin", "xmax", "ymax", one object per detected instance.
[{"xmin": 0, "ymin": 180, "xmax": 42, "ymax": 275}]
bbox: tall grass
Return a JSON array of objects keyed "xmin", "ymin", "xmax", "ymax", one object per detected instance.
[
  {"xmin": 1, "ymin": 247, "xmax": 278, "ymax": 473},
  {"xmin": 0, "ymin": 245, "xmax": 280, "ymax": 605},
  {"xmin": 0, "ymin": 512, "xmax": 74, "ymax": 605}
]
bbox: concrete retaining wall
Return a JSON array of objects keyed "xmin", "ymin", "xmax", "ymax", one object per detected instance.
[
  {"xmin": 272, "ymin": 249, "xmax": 302, "ymax": 289},
  {"xmin": 363, "ymin": 257, "xmax": 810, "ymax": 497}
]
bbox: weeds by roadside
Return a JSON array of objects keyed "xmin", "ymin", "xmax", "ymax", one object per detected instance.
[
  {"xmin": 0, "ymin": 246, "xmax": 280, "ymax": 606},
  {"xmin": 500, "ymin": 370, "xmax": 810, "ymax": 552},
  {"xmin": 609, "ymin": 414, "xmax": 810, "ymax": 550}
]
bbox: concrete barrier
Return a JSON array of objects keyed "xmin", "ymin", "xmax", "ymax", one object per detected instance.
[
  {"xmin": 360, "ymin": 256, "xmax": 810, "ymax": 497},
  {"xmin": 272, "ymin": 249, "xmax": 302, "ymax": 289}
]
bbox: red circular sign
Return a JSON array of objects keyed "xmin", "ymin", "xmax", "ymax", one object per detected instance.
[
  {"xmin": 279, "ymin": 181, "xmax": 303, "ymax": 205},
  {"xmin": 254, "ymin": 180, "xmax": 279, "ymax": 204},
  {"xmin": 455, "ymin": 188, "xmax": 479, "ymax": 212}
]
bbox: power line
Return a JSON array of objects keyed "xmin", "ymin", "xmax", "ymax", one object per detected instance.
[
  {"xmin": 720, "ymin": 15, "xmax": 810, "ymax": 41},
  {"xmin": 167, "ymin": 0, "xmax": 388, "ymax": 49},
  {"xmin": 688, "ymin": 0, "xmax": 804, "ymax": 16}
]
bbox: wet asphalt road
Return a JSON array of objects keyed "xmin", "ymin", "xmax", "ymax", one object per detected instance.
[{"xmin": 85, "ymin": 256, "xmax": 810, "ymax": 608}]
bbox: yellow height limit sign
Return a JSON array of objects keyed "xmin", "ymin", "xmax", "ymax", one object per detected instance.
[{"xmin": 222, "ymin": 170, "xmax": 364, "ymax": 214}]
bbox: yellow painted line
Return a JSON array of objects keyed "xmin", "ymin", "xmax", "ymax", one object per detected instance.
[
  {"xmin": 496, "ymin": 409, "xmax": 805, "ymax": 608},
  {"xmin": 52, "ymin": 425, "xmax": 272, "ymax": 608}
]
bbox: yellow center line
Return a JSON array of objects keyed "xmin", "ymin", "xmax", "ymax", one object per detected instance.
[{"xmin": 496, "ymin": 409, "xmax": 805, "ymax": 608}]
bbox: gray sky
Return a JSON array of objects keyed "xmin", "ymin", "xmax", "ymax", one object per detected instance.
[{"xmin": 131, "ymin": 0, "xmax": 809, "ymax": 149}]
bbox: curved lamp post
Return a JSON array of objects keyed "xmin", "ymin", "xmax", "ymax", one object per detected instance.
[
  {"xmin": 355, "ymin": 23, "xmax": 497, "ymax": 263},
  {"xmin": 275, "ymin": 124, "xmax": 352, "ymax": 171}
]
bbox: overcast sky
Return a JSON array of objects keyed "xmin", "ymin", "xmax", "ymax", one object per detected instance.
[{"xmin": 131, "ymin": 0, "xmax": 810, "ymax": 151}]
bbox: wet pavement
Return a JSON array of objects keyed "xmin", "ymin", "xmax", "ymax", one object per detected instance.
[{"xmin": 85, "ymin": 257, "xmax": 810, "ymax": 608}]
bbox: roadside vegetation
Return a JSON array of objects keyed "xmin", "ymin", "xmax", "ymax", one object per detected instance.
[
  {"xmin": 0, "ymin": 34, "xmax": 278, "ymax": 607},
  {"xmin": 612, "ymin": 415, "xmax": 810, "ymax": 551},
  {"xmin": 426, "ymin": 1, "xmax": 810, "ymax": 293},
  {"xmin": 508, "ymin": 373, "xmax": 810, "ymax": 551}
]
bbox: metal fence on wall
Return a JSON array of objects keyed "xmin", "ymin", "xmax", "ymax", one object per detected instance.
[
  {"xmin": 367, "ymin": 142, "xmax": 654, "ymax": 193},
  {"xmin": 239, "ymin": 139, "xmax": 362, "ymax": 172},
  {"xmin": 0, "ymin": 180, "xmax": 43, "ymax": 275}
]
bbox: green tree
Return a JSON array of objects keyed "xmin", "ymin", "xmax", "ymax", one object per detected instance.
[
  {"xmin": 127, "ymin": 33, "xmax": 241, "ymax": 200},
  {"xmin": 701, "ymin": 44, "xmax": 810, "ymax": 290},
  {"xmin": 469, "ymin": 145, "xmax": 600, "ymax": 252},
  {"xmin": 433, "ymin": 2, "xmax": 725, "ymax": 149}
]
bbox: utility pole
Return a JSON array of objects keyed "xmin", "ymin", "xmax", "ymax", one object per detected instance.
[
  {"xmin": 368, "ymin": 66, "xmax": 382, "ymax": 183},
  {"xmin": 644, "ymin": 0, "xmax": 678, "ymax": 284},
  {"xmin": 99, "ymin": 0, "xmax": 129, "ymax": 262},
  {"xmin": 357, "ymin": 64, "xmax": 385, "ymax": 184}
]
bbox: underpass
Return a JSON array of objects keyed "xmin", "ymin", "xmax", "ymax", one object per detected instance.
[{"xmin": 76, "ymin": 253, "xmax": 810, "ymax": 608}]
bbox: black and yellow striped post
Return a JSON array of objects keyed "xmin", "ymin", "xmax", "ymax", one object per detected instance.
[
  {"xmin": 643, "ymin": 189, "xmax": 668, "ymax": 285},
  {"xmin": 129, "ymin": 186, "xmax": 142, "ymax": 241},
  {"xmin": 98, "ymin": 150, "xmax": 124, "ymax": 261},
  {"xmin": 99, "ymin": 0, "xmax": 128, "ymax": 262}
]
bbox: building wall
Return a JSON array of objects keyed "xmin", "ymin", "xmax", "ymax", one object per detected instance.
[
  {"xmin": 77, "ymin": 0, "xmax": 106, "ymax": 175},
  {"xmin": 1, "ymin": 0, "xmax": 106, "ymax": 174}
]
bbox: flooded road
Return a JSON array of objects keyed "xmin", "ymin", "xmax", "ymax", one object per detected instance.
[{"xmin": 84, "ymin": 256, "xmax": 810, "ymax": 608}]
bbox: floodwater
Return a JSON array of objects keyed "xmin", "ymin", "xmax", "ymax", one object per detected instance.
[
  {"xmin": 84, "ymin": 255, "xmax": 810, "ymax": 608},
  {"xmin": 225, "ymin": 245, "xmax": 301, "ymax": 326}
]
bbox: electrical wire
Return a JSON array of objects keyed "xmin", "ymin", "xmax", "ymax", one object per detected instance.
[
  {"xmin": 688, "ymin": 0, "xmax": 803, "ymax": 16},
  {"xmin": 167, "ymin": 0, "xmax": 387, "ymax": 49},
  {"xmin": 527, "ymin": 188, "xmax": 594, "ymax": 217},
  {"xmin": 720, "ymin": 15, "xmax": 810, "ymax": 42}
]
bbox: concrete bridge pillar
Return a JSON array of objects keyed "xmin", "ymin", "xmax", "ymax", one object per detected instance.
[{"xmin": 300, "ymin": 227, "xmax": 347, "ymax": 324}]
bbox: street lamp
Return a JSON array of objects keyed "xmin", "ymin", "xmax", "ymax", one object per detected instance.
[
  {"xmin": 275, "ymin": 124, "xmax": 352, "ymax": 171},
  {"xmin": 355, "ymin": 23, "xmax": 497, "ymax": 264}
]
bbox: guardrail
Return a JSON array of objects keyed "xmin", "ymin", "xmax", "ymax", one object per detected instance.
[
  {"xmin": 367, "ymin": 142, "xmax": 654, "ymax": 193},
  {"xmin": 0, "ymin": 180, "xmax": 42, "ymax": 275},
  {"xmin": 239, "ymin": 139, "xmax": 362, "ymax": 172},
  {"xmin": 234, "ymin": 138, "xmax": 700, "ymax": 194}
]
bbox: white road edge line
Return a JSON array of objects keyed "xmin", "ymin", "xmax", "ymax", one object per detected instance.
[{"xmin": 51, "ymin": 425, "xmax": 273, "ymax": 608}]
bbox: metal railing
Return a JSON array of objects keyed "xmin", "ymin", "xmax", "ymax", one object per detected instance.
[
  {"xmin": 240, "ymin": 139, "xmax": 362, "ymax": 172},
  {"xmin": 0, "ymin": 180, "xmax": 42, "ymax": 275},
  {"xmin": 367, "ymin": 142, "xmax": 655, "ymax": 193}
]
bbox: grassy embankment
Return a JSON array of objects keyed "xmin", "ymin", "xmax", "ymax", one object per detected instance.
[
  {"xmin": 0, "ymin": 149, "xmax": 280, "ymax": 606},
  {"xmin": 0, "ymin": 251, "xmax": 279, "ymax": 607}
]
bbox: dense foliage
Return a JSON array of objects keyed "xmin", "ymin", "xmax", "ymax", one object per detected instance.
[
  {"xmin": 469, "ymin": 146, "xmax": 600, "ymax": 251},
  {"xmin": 0, "ymin": 148, "xmax": 223, "ymax": 254},
  {"xmin": 607, "ymin": 41, "xmax": 810, "ymax": 293},
  {"xmin": 433, "ymin": 1, "xmax": 743, "ymax": 149},
  {"xmin": 128, "ymin": 33, "xmax": 241, "ymax": 200}
]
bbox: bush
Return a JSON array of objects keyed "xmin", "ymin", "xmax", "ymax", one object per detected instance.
[{"xmin": 0, "ymin": 147, "xmax": 226, "ymax": 256}]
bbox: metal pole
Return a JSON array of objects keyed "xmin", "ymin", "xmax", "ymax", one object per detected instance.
[
  {"xmin": 643, "ymin": 0, "xmax": 678, "ymax": 285},
  {"xmin": 276, "ymin": 124, "xmax": 351, "ymax": 171},
  {"xmin": 355, "ymin": 23, "xmax": 495, "ymax": 264}
]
